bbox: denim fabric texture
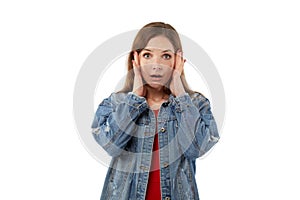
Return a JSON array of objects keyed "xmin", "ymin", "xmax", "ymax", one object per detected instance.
[{"xmin": 91, "ymin": 91, "xmax": 219, "ymax": 200}]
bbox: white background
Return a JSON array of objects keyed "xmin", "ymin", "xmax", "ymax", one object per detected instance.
[{"xmin": 1, "ymin": 0, "xmax": 299, "ymax": 199}]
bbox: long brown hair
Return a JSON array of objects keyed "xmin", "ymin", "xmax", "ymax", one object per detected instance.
[{"xmin": 117, "ymin": 22, "xmax": 195, "ymax": 95}]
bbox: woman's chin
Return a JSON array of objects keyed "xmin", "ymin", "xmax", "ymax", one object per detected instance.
[{"xmin": 146, "ymin": 82, "xmax": 164, "ymax": 89}]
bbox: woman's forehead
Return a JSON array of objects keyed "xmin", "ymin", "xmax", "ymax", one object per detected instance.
[{"xmin": 145, "ymin": 36, "xmax": 175, "ymax": 52}]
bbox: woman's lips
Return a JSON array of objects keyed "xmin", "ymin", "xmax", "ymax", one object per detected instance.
[
  {"xmin": 150, "ymin": 74, "xmax": 163, "ymax": 77},
  {"xmin": 150, "ymin": 75, "xmax": 163, "ymax": 81}
]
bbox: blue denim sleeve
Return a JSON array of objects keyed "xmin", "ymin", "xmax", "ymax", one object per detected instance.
[
  {"xmin": 91, "ymin": 92, "xmax": 148, "ymax": 157},
  {"xmin": 173, "ymin": 92, "xmax": 220, "ymax": 159}
]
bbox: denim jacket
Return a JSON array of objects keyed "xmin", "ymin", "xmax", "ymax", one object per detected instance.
[{"xmin": 91, "ymin": 91, "xmax": 220, "ymax": 200}]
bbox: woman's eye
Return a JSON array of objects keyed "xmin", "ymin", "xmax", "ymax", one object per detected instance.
[
  {"xmin": 162, "ymin": 54, "xmax": 171, "ymax": 59},
  {"xmin": 142, "ymin": 53, "xmax": 151, "ymax": 59}
]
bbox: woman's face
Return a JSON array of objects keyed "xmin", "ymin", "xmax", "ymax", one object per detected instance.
[{"xmin": 139, "ymin": 36, "xmax": 175, "ymax": 89}]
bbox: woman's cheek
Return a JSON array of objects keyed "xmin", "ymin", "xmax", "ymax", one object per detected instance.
[
  {"xmin": 140, "ymin": 58, "xmax": 151, "ymax": 66},
  {"xmin": 140, "ymin": 68, "xmax": 150, "ymax": 82},
  {"xmin": 163, "ymin": 61, "xmax": 174, "ymax": 70}
]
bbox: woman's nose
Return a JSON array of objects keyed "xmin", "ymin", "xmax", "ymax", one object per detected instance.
[{"xmin": 152, "ymin": 64, "xmax": 162, "ymax": 70}]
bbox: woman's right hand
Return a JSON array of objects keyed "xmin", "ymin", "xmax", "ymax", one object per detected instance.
[{"xmin": 132, "ymin": 51, "xmax": 146, "ymax": 97}]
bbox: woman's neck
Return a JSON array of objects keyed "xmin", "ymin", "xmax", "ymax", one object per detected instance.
[{"xmin": 145, "ymin": 85, "xmax": 168, "ymax": 101}]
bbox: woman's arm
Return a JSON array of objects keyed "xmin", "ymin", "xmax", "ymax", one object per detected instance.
[
  {"xmin": 91, "ymin": 92, "xmax": 148, "ymax": 157},
  {"xmin": 173, "ymin": 93, "xmax": 220, "ymax": 160}
]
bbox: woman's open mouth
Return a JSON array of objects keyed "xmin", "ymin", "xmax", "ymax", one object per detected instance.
[
  {"xmin": 150, "ymin": 74, "xmax": 163, "ymax": 81},
  {"xmin": 150, "ymin": 74, "xmax": 163, "ymax": 77}
]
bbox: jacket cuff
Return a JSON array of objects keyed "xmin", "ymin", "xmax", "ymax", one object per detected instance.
[{"xmin": 126, "ymin": 92, "xmax": 148, "ymax": 119}]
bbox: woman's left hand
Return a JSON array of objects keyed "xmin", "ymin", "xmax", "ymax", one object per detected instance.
[{"xmin": 169, "ymin": 50, "xmax": 186, "ymax": 97}]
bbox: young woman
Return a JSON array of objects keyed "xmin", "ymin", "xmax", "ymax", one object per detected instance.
[{"xmin": 91, "ymin": 22, "xmax": 220, "ymax": 200}]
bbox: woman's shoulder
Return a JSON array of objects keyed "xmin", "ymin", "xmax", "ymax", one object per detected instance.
[
  {"xmin": 101, "ymin": 92, "xmax": 128, "ymax": 103},
  {"xmin": 188, "ymin": 91, "xmax": 211, "ymax": 108},
  {"xmin": 100, "ymin": 92, "xmax": 139, "ymax": 104},
  {"xmin": 189, "ymin": 91, "xmax": 208, "ymax": 102}
]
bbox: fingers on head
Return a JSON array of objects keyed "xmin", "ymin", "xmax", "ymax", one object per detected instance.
[
  {"xmin": 176, "ymin": 50, "xmax": 184, "ymax": 65},
  {"xmin": 132, "ymin": 51, "xmax": 140, "ymax": 67}
]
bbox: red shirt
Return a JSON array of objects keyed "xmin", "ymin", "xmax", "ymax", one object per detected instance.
[{"xmin": 145, "ymin": 109, "xmax": 161, "ymax": 199}]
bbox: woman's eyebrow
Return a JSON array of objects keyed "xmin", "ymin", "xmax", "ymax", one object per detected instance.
[
  {"xmin": 143, "ymin": 48, "xmax": 173, "ymax": 53},
  {"xmin": 143, "ymin": 48, "xmax": 153, "ymax": 52}
]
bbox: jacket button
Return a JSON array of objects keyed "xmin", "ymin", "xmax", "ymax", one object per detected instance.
[
  {"xmin": 165, "ymin": 197, "xmax": 171, "ymax": 200},
  {"xmin": 160, "ymin": 127, "xmax": 166, "ymax": 133},
  {"xmin": 162, "ymin": 101, "xmax": 169, "ymax": 107}
]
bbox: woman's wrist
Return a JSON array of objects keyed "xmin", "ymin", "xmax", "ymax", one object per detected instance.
[{"xmin": 172, "ymin": 74, "xmax": 186, "ymax": 97}]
